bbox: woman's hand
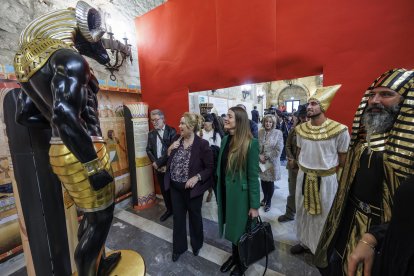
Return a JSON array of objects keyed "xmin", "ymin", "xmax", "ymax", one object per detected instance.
[
  {"xmin": 347, "ymin": 233, "xmax": 377, "ymax": 276},
  {"xmin": 259, "ymin": 154, "xmax": 267, "ymax": 164},
  {"xmin": 248, "ymin": 208, "xmax": 259, "ymax": 218},
  {"xmin": 167, "ymin": 138, "xmax": 181, "ymax": 156},
  {"xmin": 185, "ymin": 176, "xmax": 199, "ymax": 189}
]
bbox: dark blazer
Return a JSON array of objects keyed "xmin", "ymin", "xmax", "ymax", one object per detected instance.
[
  {"xmin": 165, "ymin": 135, "xmax": 214, "ymax": 198},
  {"xmin": 251, "ymin": 109, "xmax": 259, "ymax": 124},
  {"xmin": 146, "ymin": 124, "xmax": 176, "ymax": 168}
]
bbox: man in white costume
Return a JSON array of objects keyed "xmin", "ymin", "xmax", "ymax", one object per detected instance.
[{"xmin": 290, "ymin": 85, "xmax": 350, "ymax": 254}]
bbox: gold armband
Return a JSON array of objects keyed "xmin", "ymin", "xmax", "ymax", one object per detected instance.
[{"xmin": 82, "ymin": 158, "xmax": 104, "ymax": 176}]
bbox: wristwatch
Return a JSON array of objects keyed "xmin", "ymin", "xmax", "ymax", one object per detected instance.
[{"xmin": 196, "ymin": 173, "xmax": 202, "ymax": 181}]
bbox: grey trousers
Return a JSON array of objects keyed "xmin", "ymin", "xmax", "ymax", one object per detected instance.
[{"xmin": 285, "ymin": 167, "xmax": 298, "ymax": 218}]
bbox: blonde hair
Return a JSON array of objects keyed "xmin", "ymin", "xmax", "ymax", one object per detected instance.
[
  {"xmin": 227, "ymin": 107, "xmax": 253, "ymax": 173},
  {"xmin": 262, "ymin": 114, "xmax": 277, "ymax": 129},
  {"xmin": 182, "ymin": 112, "xmax": 203, "ymax": 133}
]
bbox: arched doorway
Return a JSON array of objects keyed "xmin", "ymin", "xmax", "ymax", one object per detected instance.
[{"xmin": 278, "ymin": 85, "xmax": 308, "ymax": 113}]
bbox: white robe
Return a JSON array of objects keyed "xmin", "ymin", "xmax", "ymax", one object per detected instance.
[{"xmin": 295, "ymin": 130, "xmax": 350, "ymax": 253}]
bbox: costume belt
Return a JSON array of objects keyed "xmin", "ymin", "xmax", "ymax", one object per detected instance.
[
  {"xmin": 299, "ymin": 164, "xmax": 337, "ymax": 215},
  {"xmin": 349, "ymin": 194, "xmax": 382, "ymax": 217}
]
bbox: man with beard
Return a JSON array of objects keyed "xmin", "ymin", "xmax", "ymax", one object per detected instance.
[
  {"xmin": 315, "ymin": 69, "xmax": 414, "ymax": 276},
  {"xmin": 290, "ymin": 85, "xmax": 350, "ymax": 255}
]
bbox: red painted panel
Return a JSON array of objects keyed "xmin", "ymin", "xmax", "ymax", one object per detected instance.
[{"xmin": 135, "ymin": 0, "xmax": 414, "ymax": 127}]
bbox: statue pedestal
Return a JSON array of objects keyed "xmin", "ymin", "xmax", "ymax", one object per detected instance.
[
  {"xmin": 72, "ymin": 250, "xmax": 145, "ymax": 276},
  {"xmin": 109, "ymin": 250, "xmax": 145, "ymax": 276}
]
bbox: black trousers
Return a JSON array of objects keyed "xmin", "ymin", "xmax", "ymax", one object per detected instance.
[
  {"xmin": 170, "ymin": 181, "xmax": 204, "ymax": 254},
  {"xmin": 261, "ymin": 180, "xmax": 274, "ymax": 206},
  {"xmin": 156, "ymin": 172, "xmax": 172, "ymax": 213}
]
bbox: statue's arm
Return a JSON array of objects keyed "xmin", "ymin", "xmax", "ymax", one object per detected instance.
[
  {"xmin": 50, "ymin": 51, "xmax": 112, "ymax": 189},
  {"xmin": 16, "ymin": 90, "xmax": 50, "ymax": 129}
]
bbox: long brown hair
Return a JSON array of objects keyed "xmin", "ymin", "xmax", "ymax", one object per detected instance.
[{"xmin": 227, "ymin": 106, "xmax": 253, "ymax": 173}]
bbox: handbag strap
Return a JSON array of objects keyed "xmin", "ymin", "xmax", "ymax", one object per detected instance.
[
  {"xmin": 247, "ymin": 216, "xmax": 269, "ymax": 276},
  {"xmin": 262, "ymin": 216, "xmax": 268, "ymax": 276}
]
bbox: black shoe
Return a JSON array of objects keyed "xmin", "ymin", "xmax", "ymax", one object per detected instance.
[
  {"xmin": 220, "ymin": 256, "xmax": 236, "ymax": 273},
  {"xmin": 290, "ymin": 244, "xmax": 309, "ymax": 255},
  {"xmin": 193, "ymin": 248, "xmax": 201, "ymax": 256},
  {"xmin": 260, "ymin": 200, "xmax": 266, "ymax": 206},
  {"xmin": 172, "ymin": 253, "xmax": 181, "ymax": 262},
  {"xmin": 230, "ymin": 264, "xmax": 248, "ymax": 276},
  {"xmin": 264, "ymin": 205, "xmax": 270, "ymax": 212},
  {"xmin": 160, "ymin": 211, "xmax": 172, "ymax": 222},
  {"xmin": 278, "ymin": 214, "xmax": 294, "ymax": 222}
]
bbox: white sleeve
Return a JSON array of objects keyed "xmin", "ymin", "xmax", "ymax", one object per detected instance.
[
  {"xmin": 214, "ymin": 134, "xmax": 222, "ymax": 147},
  {"xmin": 336, "ymin": 129, "xmax": 350, "ymax": 153}
]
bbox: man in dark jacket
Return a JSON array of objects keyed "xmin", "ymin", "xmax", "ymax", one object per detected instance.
[
  {"xmin": 237, "ymin": 104, "xmax": 258, "ymax": 138},
  {"xmin": 146, "ymin": 109, "xmax": 177, "ymax": 221},
  {"xmin": 251, "ymin": 106, "xmax": 260, "ymax": 124}
]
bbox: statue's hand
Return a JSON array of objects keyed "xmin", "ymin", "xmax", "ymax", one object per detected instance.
[{"xmin": 89, "ymin": 170, "xmax": 113, "ymax": 190}]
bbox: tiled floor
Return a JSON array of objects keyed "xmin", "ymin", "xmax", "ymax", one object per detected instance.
[{"xmin": 3, "ymin": 165, "xmax": 320, "ymax": 276}]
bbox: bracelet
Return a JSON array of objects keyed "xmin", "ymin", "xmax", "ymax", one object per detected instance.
[
  {"xmin": 82, "ymin": 158, "xmax": 104, "ymax": 176},
  {"xmin": 359, "ymin": 239, "xmax": 376, "ymax": 251}
]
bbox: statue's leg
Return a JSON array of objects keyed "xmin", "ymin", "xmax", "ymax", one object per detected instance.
[
  {"xmin": 78, "ymin": 215, "xmax": 88, "ymax": 241},
  {"xmin": 75, "ymin": 204, "xmax": 114, "ymax": 276}
]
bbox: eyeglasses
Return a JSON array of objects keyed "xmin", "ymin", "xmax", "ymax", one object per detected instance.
[{"xmin": 151, "ymin": 118, "xmax": 163, "ymax": 123}]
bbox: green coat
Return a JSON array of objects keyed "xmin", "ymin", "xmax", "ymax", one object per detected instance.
[{"xmin": 216, "ymin": 135, "xmax": 260, "ymax": 244}]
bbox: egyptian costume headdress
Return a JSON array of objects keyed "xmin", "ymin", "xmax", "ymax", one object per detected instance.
[
  {"xmin": 296, "ymin": 84, "xmax": 347, "ymax": 141},
  {"xmin": 315, "ymin": 68, "xmax": 414, "ymax": 268},
  {"xmin": 14, "ymin": 1, "xmax": 105, "ymax": 82}
]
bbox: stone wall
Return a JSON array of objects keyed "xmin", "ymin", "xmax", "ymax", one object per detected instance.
[
  {"xmin": 0, "ymin": 0, "xmax": 166, "ymax": 87},
  {"xmin": 268, "ymin": 75, "xmax": 322, "ymax": 108}
]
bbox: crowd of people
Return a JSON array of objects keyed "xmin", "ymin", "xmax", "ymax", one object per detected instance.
[{"xmin": 146, "ymin": 68, "xmax": 414, "ymax": 276}]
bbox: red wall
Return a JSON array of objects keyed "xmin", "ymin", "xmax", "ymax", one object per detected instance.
[{"xmin": 135, "ymin": 0, "xmax": 414, "ymax": 127}]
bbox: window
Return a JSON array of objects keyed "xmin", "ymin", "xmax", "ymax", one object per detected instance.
[{"xmin": 285, "ymin": 100, "xmax": 300, "ymax": 113}]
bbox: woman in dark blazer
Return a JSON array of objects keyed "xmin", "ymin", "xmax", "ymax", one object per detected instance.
[
  {"xmin": 216, "ymin": 106, "xmax": 260, "ymax": 276},
  {"xmin": 165, "ymin": 112, "xmax": 214, "ymax": 262}
]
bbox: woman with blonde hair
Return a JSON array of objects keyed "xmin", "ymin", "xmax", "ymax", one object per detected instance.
[
  {"xmin": 259, "ymin": 114, "xmax": 284, "ymax": 212},
  {"xmin": 165, "ymin": 112, "xmax": 214, "ymax": 262},
  {"xmin": 216, "ymin": 106, "xmax": 260, "ymax": 276}
]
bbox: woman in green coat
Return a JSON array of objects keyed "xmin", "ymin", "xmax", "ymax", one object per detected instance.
[{"xmin": 216, "ymin": 106, "xmax": 260, "ymax": 276}]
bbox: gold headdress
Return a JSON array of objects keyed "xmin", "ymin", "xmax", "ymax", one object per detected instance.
[
  {"xmin": 308, "ymin": 84, "xmax": 342, "ymax": 112},
  {"xmin": 350, "ymin": 68, "xmax": 414, "ymax": 175},
  {"xmin": 14, "ymin": 1, "xmax": 106, "ymax": 82}
]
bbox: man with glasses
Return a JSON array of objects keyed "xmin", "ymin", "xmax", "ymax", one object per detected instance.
[{"xmin": 146, "ymin": 109, "xmax": 177, "ymax": 221}]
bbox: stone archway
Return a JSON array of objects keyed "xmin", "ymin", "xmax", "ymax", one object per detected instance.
[{"xmin": 278, "ymin": 84, "xmax": 308, "ymax": 107}]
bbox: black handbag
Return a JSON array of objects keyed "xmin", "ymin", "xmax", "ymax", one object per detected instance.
[{"xmin": 238, "ymin": 216, "xmax": 275, "ymax": 275}]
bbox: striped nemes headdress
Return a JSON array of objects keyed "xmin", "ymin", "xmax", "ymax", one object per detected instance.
[{"xmin": 351, "ymin": 68, "xmax": 414, "ymax": 175}]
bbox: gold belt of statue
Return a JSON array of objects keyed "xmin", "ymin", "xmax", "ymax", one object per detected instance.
[
  {"xmin": 49, "ymin": 138, "xmax": 114, "ymax": 212},
  {"xmin": 299, "ymin": 164, "xmax": 337, "ymax": 215}
]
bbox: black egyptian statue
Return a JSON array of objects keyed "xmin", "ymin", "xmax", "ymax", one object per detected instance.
[{"xmin": 13, "ymin": 1, "xmax": 120, "ymax": 275}]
